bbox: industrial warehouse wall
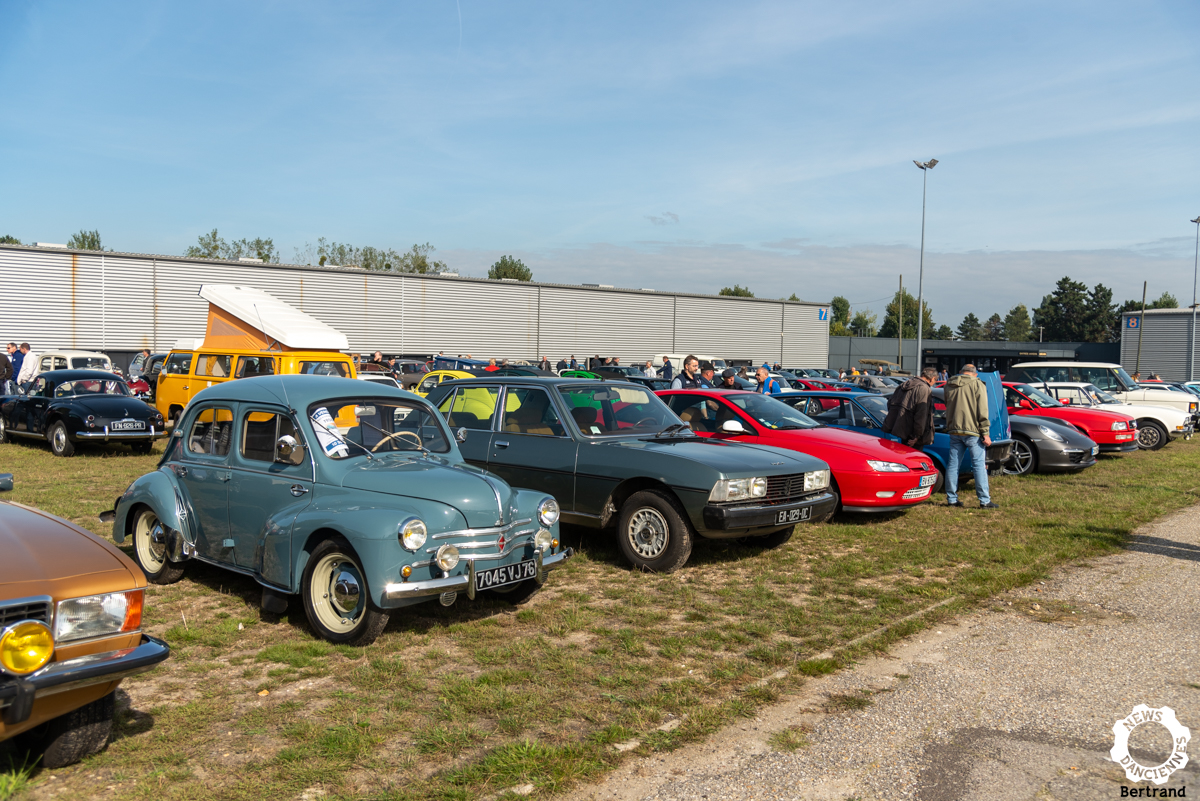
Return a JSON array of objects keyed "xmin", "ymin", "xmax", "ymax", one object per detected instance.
[
  {"xmin": 1121, "ymin": 311, "xmax": 1198, "ymax": 381},
  {"xmin": 0, "ymin": 246, "xmax": 829, "ymax": 367}
]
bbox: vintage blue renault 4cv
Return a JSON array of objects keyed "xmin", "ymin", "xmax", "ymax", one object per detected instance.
[{"xmin": 110, "ymin": 375, "xmax": 571, "ymax": 645}]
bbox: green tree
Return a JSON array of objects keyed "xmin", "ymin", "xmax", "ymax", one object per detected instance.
[
  {"xmin": 829, "ymin": 295, "xmax": 852, "ymax": 336},
  {"xmin": 982, "ymin": 313, "xmax": 1004, "ymax": 340},
  {"xmin": 877, "ymin": 289, "xmax": 936, "ymax": 339},
  {"xmin": 185, "ymin": 229, "xmax": 278, "ymax": 263},
  {"xmin": 1082, "ymin": 283, "xmax": 1117, "ymax": 343},
  {"xmin": 488, "ymin": 255, "xmax": 532, "ymax": 281},
  {"xmin": 719, "ymin": 284, "xmax": 754, "ymax": 297},
  {"xmin": 956, "ymin": 313, "xmax": 984, "ymax": 341},
  {"xmin": 295, "ymin": 239, "xmax": 447, "ymax": 274},
  {"xmin": 1118, "ymin": 291, "xmax": 1179, "ymax": 314},
  {"xmin": 931, "ymin": 324, "xmax": 954, "ymax": 340},
  {"xmin": 850, "ymin": 309, "xmax": 877, "ymax": 336},
  {"xmin": 0, "ymin": 235, "xmax": 20, "ymax": 244},
  {"xmin": 67, "ymin": 229, "xmax": 104, "ymax": 250},
  {"xmin": 1003, "ymin": 304, "xmax": 1032, "ymax": 342},
  {"xmin": 1033, "ymin": 277, "xmax": 1090, "ymax": 341}
]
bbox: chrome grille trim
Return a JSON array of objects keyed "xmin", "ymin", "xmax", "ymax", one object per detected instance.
[
  {"xmin": 764, "ymin": 473, "xmax": 807, "ymax": 501},
  {"xmin": 431, "ymin": 518, "xmax": 533, "ymax": 540},
  {"xmin": 425, "ymin": 533, "xmax": 535, "ymax": 554},
  {"xmin": 0, "ymin": 595, "xmax": 54, "ymax": 629}
]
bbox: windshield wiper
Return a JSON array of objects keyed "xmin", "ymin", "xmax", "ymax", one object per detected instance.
[
  {"xmin": 311, "ymin": 417, "xmax": 374, "ymax": 460},
  {"xmin": 652, "ymin": 423, "xmax": 693, "ymax": 439}
]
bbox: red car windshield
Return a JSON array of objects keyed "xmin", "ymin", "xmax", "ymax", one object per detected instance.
[{"xmin": 725, "ymin": 394, "xmax": 820, "ymax": 430}]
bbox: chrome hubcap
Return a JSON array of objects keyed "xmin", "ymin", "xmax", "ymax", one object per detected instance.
[
  {"xmin": 52, "ymin": 428, "xmax": 66, "ymax": 450},
  {"xmin": 148, "ymin": 521, "xmax": 167, "ymax": 561},
  {"xmin": 136, "ymin": 512, "xmax": 167, "ymax": 570},
  {"xmin": 311, "ymin": 553, "xmax": 364, "ymax": 630},
  {"xmin": 628, "ymin": 508, "xmax": 669, "ymax": 560},
  {"xmin": 331, "ymin": 567, "xmax": 361, "ymax": 615}
]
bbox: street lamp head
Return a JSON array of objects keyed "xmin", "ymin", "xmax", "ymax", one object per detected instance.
[
  {"xmin": 1191, "ymin": 216, "xmax": 1200, "ymax": 224},
  {"xmin": 913, "ymin": 159, "xmax": 938, "ymax": 170}
]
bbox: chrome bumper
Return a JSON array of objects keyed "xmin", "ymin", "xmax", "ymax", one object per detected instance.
[
  {"xmin": 0, "ymin": 635, "xmax": 170, "ymax": 725},
  {"xmin": 75, "ymin": 425, "xmax": 167, "ymax": 441},
  {"xmin": 384, "ymin": 548, "xmax": 573, "ymax": 602}
]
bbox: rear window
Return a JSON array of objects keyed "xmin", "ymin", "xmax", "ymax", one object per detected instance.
[
  {"xmin": 69, "ymin": 356, "xmax": 110, "ymax": 370},
  {"xmin": 300, "ymin": 361, "xmax": 349, "ymax": 377}
]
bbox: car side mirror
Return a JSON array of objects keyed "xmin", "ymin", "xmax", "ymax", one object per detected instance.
[
  {"xmin": 719, "ymin": 419, "xmax": 746, "ymax": 434},
  {"xmin": 1059, "ymin": 398, "xmax": 1071, "ymax": 405},
  {"xmin": 1019, "ymin": 399, "xmax": 1035, "ymax": 410},
  {"xmin": 456, "ymin": 427, "xmax": 468, "ymax": 443},
  {"xmin": 0, "ymin": 473, "xmax": 12, "ymax": 491},
  {"xmin": 275, "ymin": 434, "xmax": 307, "ymax": 466}
]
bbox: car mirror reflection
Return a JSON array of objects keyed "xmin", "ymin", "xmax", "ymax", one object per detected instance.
[
  {"xmin": 456, "ymin": 427, "xmax": 468, "ymax": 443},
  {"xmin": 275, "ymin": 434, "xmax": 307, "ymax": 465}
]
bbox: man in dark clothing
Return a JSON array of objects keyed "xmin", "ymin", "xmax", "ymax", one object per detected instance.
[
  {"xmin": 8, "ymin": 343, "xmax": 22, "ymax": 393},
  {"xmin": 569, "ymin": 356, "xmax": 578, "ymax": 369},
  {"xmin": 670, "ymin": 355, "xmax": 703, "ymax": 389},
  {"xmin": 718, "ymin": 368, "xmax": 738, "ymax": 388},
  {"xmin": 661, "ymin": 357, "xmax": 674, "ymax": 381},
  {"xmin": 882, "ymin": 368, "xmax": 937, "ymax": 447},
  {"xmin": 0, "ymin": 347, "xmax": 11, "ymax": 394},
  {"xmin": 698, "ymin": 361, "xmax": 716, "ymax": 388},
  {"xmin": 556, "ymin": 357, "xmax": 568, "ymax": 372}
]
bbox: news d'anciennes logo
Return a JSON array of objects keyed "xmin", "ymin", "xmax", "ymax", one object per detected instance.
[{"xmin": 1110, "ymin": 704, "xmax": 1190, "ymax": 786}]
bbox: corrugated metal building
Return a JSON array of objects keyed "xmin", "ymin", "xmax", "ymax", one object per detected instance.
[
  {"xmin": 0, "ymin": 245, "xmax": 830, "ymax": 369},
  {"xmin": 1120, "ymin": 308, "xmax": 1200, "ymax": 380}
]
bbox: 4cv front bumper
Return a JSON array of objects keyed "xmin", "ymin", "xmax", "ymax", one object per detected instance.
[{"xmin": 384, "ymin": 548, "xmax": 574, "ymax": 603}]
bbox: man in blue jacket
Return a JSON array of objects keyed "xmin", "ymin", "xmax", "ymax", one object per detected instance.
[{"xmin": 756, "ymin": 365, "xmax": 782, "ymax": 395}]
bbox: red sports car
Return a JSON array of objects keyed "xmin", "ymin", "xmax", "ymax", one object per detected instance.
[
  {"xmin": 658, "ymin": 389, "xmax": 940, "ymax": 513},
  {"xmin": 1003, "ymin": 382, "xmax": 1137, "ymax": 453}
]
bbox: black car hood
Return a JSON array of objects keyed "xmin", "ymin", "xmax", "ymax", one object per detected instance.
[
  {"xmin": 612, "ymin": 435, "xmax": 824, "ymax": 473},
  {"xmin": 55, "ymin": 395, "xmax": 155, "ymax": 419}
]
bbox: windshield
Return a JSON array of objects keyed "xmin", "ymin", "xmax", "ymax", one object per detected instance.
[
  {"xmin": 558, "ymin": 385, "xmax": 680, "ymax": 437},
  {"xmin": 307, "ymin": 399, "xmax": 450, "ymax": 458},
  {"xmin": 300, "ymin": 361, "xmax": 350, "ymax": 377},
  {"xmin": 70, "ymin": 356, "xmax": 110, "ymax": 370},
  {"xmin": 1013, "ymin": 384, "xmax": 1061, "ymax": 408},
  {"xmin": 855, "ymin": 394, "xmax": 890, "ymax": 421},
  {"xmin": 54, "ymin": 379, "xmax": 130, "ymax": 398},
  {"xmin": 726, "ymin": 393, "xmax": 820, "ymax": 430}
]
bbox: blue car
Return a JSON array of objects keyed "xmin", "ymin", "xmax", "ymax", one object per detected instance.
[{"xmin": 776, "ymin": 372, "xmax": 1013, "ymax": 487}]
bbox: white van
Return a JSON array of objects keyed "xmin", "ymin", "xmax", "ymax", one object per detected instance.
[
  {"xmin": 652, "ymin": 353, "xmax": 728, "ymax": 371},
  {"xmin": 34, "ymin": 349, "xmax": 113, "ymax": 374}
]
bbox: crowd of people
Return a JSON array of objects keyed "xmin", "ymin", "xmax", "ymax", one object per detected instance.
[{"xmin": 0, "ymin": 342, "xmax": 36, "ymax": 395}]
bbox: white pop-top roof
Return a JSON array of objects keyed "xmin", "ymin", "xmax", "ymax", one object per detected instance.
[
  {"xmin": 174, "ymin": 338, "xmax": 206, "ymax": 351},
  {"xmin": 198, "ymin": 285, "xmax": 349, "ymax": 350}
]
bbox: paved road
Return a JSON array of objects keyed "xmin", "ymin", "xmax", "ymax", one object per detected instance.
[{"xmin": 565, "ymin": 506, "xmax": 1200, "ymax": 801}]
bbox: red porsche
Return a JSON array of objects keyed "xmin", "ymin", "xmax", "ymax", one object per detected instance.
[
  {"xmin": 1003, "ymin": 382, "xmax": 1138, "ymax": 453},
  {"xmin": 657, "ymin": 389, "xmax": 940, "ymax": 513}
]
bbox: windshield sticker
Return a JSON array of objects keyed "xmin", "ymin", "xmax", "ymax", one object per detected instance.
[
  {"xmin": 591, "ymin": 425, "xmax": 601, "ymax": 434},
  {"xmin": 310, "ymin": 406, "xmax": 350, "ymax": 458}
]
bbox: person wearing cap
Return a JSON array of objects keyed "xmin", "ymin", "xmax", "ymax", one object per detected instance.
[
  {"xmin": 944, "ymin": 363, "xmax": 997, "ymax": 510},
  {"xmin": 718, "ymin": 368, "xmax": 739, "ymax": 389},
  {"xmin": 756, "ymin": 366, "xmax": 782, "ymax": 395},
  {"xmin": 698, "ymin": 361, "xmax": 716, "ymax": 388}
]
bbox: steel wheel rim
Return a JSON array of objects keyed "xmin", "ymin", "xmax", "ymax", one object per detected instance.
[
  {"xmin": 51, "ymin": 427, "xmax": 66, "ymax": 452},
  {"xmin": 1138, "ymin": 426, "xmax": 1161, "ymax": 448},
  {"xmin": 1005, "ymin": 440, "xmax": 1034, "ymax": 475},
  {"xmin": 310, "ymin": 553, "xmax": 365, "ymax": 631},
  {"xmin": 135, "ymin": 511, "xmax": 167, "ymax": 572},
  {"xmin": 627, "ymin": 507, "xmax": 670, "ymax": 560}
]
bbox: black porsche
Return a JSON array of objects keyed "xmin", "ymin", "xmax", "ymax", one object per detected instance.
[{"xmin": 0, "ymin": 369, "xmax": 167, "ymax": 457}]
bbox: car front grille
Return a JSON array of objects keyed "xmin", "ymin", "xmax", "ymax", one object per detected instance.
[
  {"xmin": 902, "ymin": 486, "xmax": 932, "ymax": 500},
  {"xmin": 1066, "ymin": 450, "xmax": 1088, "ymax": 464},
  {"xmin": 0, "ymin": 598, "xmax": 52, "ymax": 629},
  {"xmin": 762, "ymin": 473, "xmax": 815, "ymax": 505}
]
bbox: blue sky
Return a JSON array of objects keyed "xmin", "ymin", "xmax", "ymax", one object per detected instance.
[{"xmin": 2, "ymin": 0, "xmax": 1199, "ymax": 328}]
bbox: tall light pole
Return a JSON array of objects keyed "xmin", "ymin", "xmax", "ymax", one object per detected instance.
[
  {"xmin": 913, "ymin": 158, "xmax": 938, "ymax": 372},
  {"xmin": 1191, "ymin": 216, "xmax": 1200, "ymax": 381}
]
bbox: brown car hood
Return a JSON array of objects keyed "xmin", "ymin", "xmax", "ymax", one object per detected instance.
[{"xmin": 0, "ymin": 501, "xmax": 142, "ymax": 600}]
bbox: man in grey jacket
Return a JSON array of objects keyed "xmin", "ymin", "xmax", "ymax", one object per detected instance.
[{"xmin": 943, "ymin": 364, "xmax": 997, "ymax": 509}]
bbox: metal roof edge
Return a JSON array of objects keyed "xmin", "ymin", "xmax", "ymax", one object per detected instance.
[{"xmin": 0, "ymin": 244, "xmax": 829, "ymax": 307}]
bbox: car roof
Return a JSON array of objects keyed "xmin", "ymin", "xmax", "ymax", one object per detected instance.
[
  {"xmin": 36, "ymin": 369, "xmax": 124, "ymax": 381},
  {"xmin": 1010, "ymin": 361, "xmax": 1120, "ymax": 368},
  {"xmin": 190, "ymin": 374, "xmax": 418, "ymax": 406},
  {"xmin": 438, "ymin": 376, "xmax": 641, "ymax": 388},
  {"xmin": 40, "ymin": 350, "xmax": 109, "ymax": 357}
]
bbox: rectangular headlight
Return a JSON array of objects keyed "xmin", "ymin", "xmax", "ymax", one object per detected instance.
[
  {"xmin": 709, "ymin": 478, "xmax": 757, "ymax": 502},
  {"xmin": 55, "ymin": 590, "xmax": 144, "ymax": 644},
  {"xmin": 804, "ymin": 470, "xmax": 830, "ymax": 491}
]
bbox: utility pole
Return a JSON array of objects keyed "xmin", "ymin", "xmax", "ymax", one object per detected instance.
[
  {"xmin": 1135, "ymin": 281, "xmax": 1147, "ymax": 375},
  {"xmin": 913, "ymin": 159, "xmax": 938, "ymax": 374},
  {"xmin": 1038, "ymin": 326, "xmax": 1044, "ymax": 343},
  {"xmin": 1190, "ymin": 216, "xmax": 1199, "ymax": 381},
  {"xmin": 897, "ymin": 275, "xmax": 903, "ymax": 372}
]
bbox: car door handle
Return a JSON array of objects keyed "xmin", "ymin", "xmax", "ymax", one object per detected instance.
[
  {"xmin": 495, "ymin": 440, "xmax": 510, "ymax": 448},
  {"xmin": 220, "ymin": 471, "xmax": 231, "ymax": 482},
  {"xmin": 290, "ymin": 484, "xmax": 309, "ymax": 496},
  {"xmin": 174, "ymin": 465, "xmax": 188, "ymax": 478}
]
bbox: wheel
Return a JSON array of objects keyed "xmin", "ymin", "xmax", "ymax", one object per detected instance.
[
  {"xmin": 1137, "ymin": 421, "xmax": 1167, "ymax": 451},
  {"xmin": 0, "ymin": 415, "xmax": 7, "ymax": 443},
  {"xmin": 302, "ymin": 539, "xmax": 389, "ymax": 645},
  {"xmin": 482, "ymin": 579, "xmax": 541, "ymax": 604},
  {"xmin": 131, "ymin": 441, "xmax": 153, "ymax": 455},
  {"xmin": 47, "ymin": 421, "xmax": 75, "ymax": 457},
  {"xmin": 17, "ymin": 691, "xmax": 115, "ymax": 769},
  {"xmin": 132, "ymin": 508, "xmax": 185, "ymax": 584},
  {"xmin": 931, "ymin": 466, "xmax": 945, "ymax": 495},
  {"xmin": 168, "ymin": 406, "xmax": 183, "ymax": 425},
  {"xmin": 616, "ymin": 490, "xmax": 693, "ymax": 572},
  {"xmin": 1002, "ymin": 436, "xmax": 1038, "ymax": 475},
  {"xmin": 738, "ymin": 528, "xmax": 794, "ymax": 548}
]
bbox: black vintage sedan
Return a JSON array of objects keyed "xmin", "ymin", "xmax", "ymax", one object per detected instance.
[{"xmin": 0, "ymin": 370, "xmax": 167, "ymax": 457}]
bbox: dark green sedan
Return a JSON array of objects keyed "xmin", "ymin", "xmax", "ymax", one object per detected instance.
[{"xmin": 425, "ymin": 377, "xmax": 836, "ymax": 572}]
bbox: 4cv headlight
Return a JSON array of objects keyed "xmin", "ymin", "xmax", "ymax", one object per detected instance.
[
  {"xmin": 537, "ymin": 497, "xmax": 560, "ymax": 527},
  {"xmin": 399, "ymin": 518, "xmax": 428, "ymax": 551},
  {"xmin": 55, "ymin": 589, "xmax": 144, "ymax": 644}
]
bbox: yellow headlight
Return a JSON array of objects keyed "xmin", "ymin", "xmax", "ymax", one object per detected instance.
[{"xmin": 0, "ymin": 620, "xmax": 54, "ymax": 675}]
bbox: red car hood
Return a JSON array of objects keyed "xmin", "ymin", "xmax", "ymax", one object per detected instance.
[
  {"xmin": 755, "ymin": 425, "xmax": 930, "ymax": 467},
  {"xmin": 1012, "ymin": 406, "xmax": 1133, "ymax": 429}
]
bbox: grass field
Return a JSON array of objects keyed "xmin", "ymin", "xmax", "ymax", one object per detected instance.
[{"xmin": 2, "ymin": 434, "xmax": 1199, "ymax": 800}]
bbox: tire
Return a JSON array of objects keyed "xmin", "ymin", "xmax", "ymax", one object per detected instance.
[
  {"xmin": 1137, "ymin": 421, "xmax": 1167, "ymax": 451},
  {"xmin": 1002, "ymin": 435, "xmax": 1038, "ymax": 476},
  {"xmin": 739, "ymin": 528, "xmax": 794, "ymax": 549},
  {"xmin": 931, "ymin": 466, "xmax": 945, "ymax": 495},
  {"xmin": 132, "ymin": 508, "xmax": 185, "ymax": 585},
  {"xmin": 0, "ymin": 414, "xmax": 7, "ymax": 444},
  {"xmin": 131, "ymin": 441, "xmax": 153, "ymax": 455},
  {"xmin": 18, "ymin": 691, "xmax": 115, "ymax": 769},
  {"xmin": 168, "ymin": 406, "xmax": 184, "ymax": 426},
  {"xmin": 616, "ymin": 490, "xmax": 693, "ymax": 572},
  {"xmin": 302, "ymin": 539, "xmax": 389, "ymax": 646},
  {"xmin": 482, "ymin": 579, "xmax": 541, "ymax": 604},
  {"xmin": 47, "ymin": 421, "xmax": 75, "ymax": 457}
]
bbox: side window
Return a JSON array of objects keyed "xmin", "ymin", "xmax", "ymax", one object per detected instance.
[
  {"xmin": 241, "ymin": 411, "xmax": 299, "ymax": 463},
  {"xmin": 418, "ymin": 375, "xmax": 440, "ymax": 393},
  {"xmin": 196, "ymin": 355, "xmax": 231, "ymax": 378},
  {"xmin": 34, "ymin": 378, "xmax": 49, "ymax": 397},
  {"xmin": 236, "ymin": 357, "xmax": 276, "ymax": 378},
  {"xmin": 850, "ymin": 403, "xmax": 876, "ymax": 428},
  {"xmin": 1005, "ymin": 388, "xmax": 1022, "ymax": 407},
  {"xmin": 39, "ymin": 356, "xmax": 53, "ymax": 371},
  {"xmin": 187, "ymin": 407, "xmax": 235, "ymax": 457},
  {"xmin": 502, "ymin": 388, "xmax": 565, "ymax": 436},
  {"xmin": 53, "ymin": 357, "xmax": 68, "ymax": 370},
  {"xmin": 810, "ymin": 397, "xmax": 854, "ymax": 425},
  {"xmin": 666, "ymin": 396, "xmax": 721, "ymax": 433},
  {"xmin": 164, "ymin": 353, "xmax": 193, "ymax": 375},
  {"xmin": 448, "ymin": 386, "xmax": 500, "ymax": 430},
  {"xmin": 932, "ymin": 399, "xmax": 947, "ymax": 430},
  {"xmin": 1057, "ymin": 388, "xmax": 1082, "ymax": 404},
  {"xmin": 1081, "ymin": 367, "xmax": 1117, "ymax": 391}
]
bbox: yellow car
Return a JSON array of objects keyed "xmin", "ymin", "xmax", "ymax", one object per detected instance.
[{"xmin": 413, "ymin": 369, "xmax": 476, "ymax": 397}]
